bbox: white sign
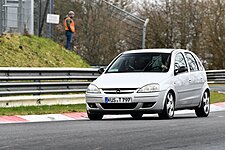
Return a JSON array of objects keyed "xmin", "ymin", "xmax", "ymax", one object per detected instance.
[{"xmin": 47, "ymin": 14, "xmax": 60, "ymax": 24}]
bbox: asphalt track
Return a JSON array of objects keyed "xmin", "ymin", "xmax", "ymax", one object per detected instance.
[{"xmin": 0, "ymin": 111, "xmax": 225, "ymax": 150}]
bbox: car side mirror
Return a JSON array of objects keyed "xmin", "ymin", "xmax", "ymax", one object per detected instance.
[
  {"xmin": 98, "ymin": 68, "xmax": 105, "ymax": 74},
  {"xmin": 174, "ymin": 66, "xmax": 188, "ymax": 75}
]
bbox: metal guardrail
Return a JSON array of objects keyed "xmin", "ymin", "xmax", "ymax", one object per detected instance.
[
  {"xmin": 206, "ymin": 70, "xmax": 225, "ymax": 84},
  {"xmin": 0, "ymin": 68, "xmax": 224, "ymax": 97},
  {"xmin": 0, "ymin": 67, "xmax": 99, "ymax": 96}
]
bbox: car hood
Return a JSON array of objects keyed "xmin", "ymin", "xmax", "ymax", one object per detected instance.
[{"xmin": 92, "ymin": 73, "xmax": 170, "ymax": 89}]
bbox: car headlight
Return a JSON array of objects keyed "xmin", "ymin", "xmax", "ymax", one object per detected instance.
[
  {"xmin": 87, "ymin": 84, "xmax": 101, "ymax": 94},
  {"xmin": 138, "ymin": 84, "xmax": 160, "ymax": 93}
]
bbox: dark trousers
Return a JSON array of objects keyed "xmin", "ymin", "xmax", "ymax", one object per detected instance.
[{"xmin": 65, "ymin": 30, "xmax": 73, "ymax": 50}]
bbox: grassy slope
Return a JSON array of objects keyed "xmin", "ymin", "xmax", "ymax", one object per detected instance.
[{"xmin": 0, "ymin": 34, "xmax": 89, "ymax": 67}]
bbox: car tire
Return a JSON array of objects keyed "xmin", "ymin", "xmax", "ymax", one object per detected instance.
[
  {"xmin": 195, "ymin": 91, "xmax": 210, "ymax": 117},
  {"xmin": 87, "ymin": 112, "xmax": 103, "ymax": 120},
  {"xmin": 131, "ymin": 113, "xmax": 143, "ymax": 119},
  {"xmin": 158, "ymin": 92, "xmax": 175, "ymax": 119}
]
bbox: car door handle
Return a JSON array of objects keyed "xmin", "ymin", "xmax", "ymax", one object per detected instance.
[{"xmin": 189, "ymin": 79, "xmax": 192, "ymax": 82}]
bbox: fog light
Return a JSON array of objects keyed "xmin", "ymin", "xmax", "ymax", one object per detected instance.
[
  {"xmin": 142, "ymin": 102, "xmax": 155, "ymax": 108},
  {"xmin": 88, "ymin": 103, "xmax": 98, "ymax": 108}
]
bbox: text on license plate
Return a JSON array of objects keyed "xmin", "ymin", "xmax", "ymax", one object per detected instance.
[{"xmin": 105, "ymin": 97, "xmax": 132, "ymax": 103}]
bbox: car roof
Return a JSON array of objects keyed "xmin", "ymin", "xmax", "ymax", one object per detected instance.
[{"xmin": 123, "ymin": 49, "xmax": 190, "ymax": 54}]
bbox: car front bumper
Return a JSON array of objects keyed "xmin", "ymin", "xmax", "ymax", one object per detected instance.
[{"xmin": 86, "ymin": 90, "xmax": 166, "ymax": 115}]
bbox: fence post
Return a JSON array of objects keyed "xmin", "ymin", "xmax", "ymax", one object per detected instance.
[
  {"xmin": 0, "ymin": 0, "xmax": 5, "ymax": 34},
  {"xmin": 142, "ymin": 19, "xmax": 149, "ymax": 49},
  {"xmin": 18, "ymin": 0, "xmax": 23, "ymax": 33},
  {"xmin": 0, "ymin": 0, "xmax": 2, "ymax": 34},
  {"xmin": 48, "ymin": 0, "xmax": 54, "ymax": 38},
  {"xmin": 30, "ymin": 0, "xmax": 34, "ymax": 34}
]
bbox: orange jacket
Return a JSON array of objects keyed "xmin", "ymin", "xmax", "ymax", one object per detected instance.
[{"xmin": 64, "ymin": 17, "xmax": 75, "ymax": 33}]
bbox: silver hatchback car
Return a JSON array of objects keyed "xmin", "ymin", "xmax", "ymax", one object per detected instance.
[{"xmin": 86, "ymin": 49, "xmax": 210, "ymax": 120}]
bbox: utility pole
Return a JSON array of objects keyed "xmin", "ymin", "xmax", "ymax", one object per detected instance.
[
  {"xmin": 39, "ymin": 0, "xmax": 50, "ymax": 37},
  {"xmin": 38, "ymin": 0, "xmax": 42, "ymax": 36},
  {"xmin": 48, "ymin": 0, "xmax": 54, "ymax": 38}
]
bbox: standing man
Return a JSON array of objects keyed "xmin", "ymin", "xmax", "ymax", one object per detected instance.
[{"xmin": 64, "ymin": 11, "xmax": 75, "ymax": 50}]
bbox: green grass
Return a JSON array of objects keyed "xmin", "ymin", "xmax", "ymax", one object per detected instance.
[
  {"xmin": 211, "ymin": 91, "xmax": 225, "ymax": 104},
  {"xmin": 0, "ymin": 104, "xmax": 86, "ymax": 116},
  {"xmin": 0, "ymin": 34, "xmax": 89, "ymax": 67}
]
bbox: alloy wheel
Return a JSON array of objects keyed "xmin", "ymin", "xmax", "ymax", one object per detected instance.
[
  {"xmin": 167, "ymin": 93, "xmax": 175, "ymax": 118},
  {"xmin": 203, "ymin": 92, "xmax": 210, "ymax": 114},
  {"xmin": 195, "ymin": 91, "xmax": 210, "ymax": 117}
]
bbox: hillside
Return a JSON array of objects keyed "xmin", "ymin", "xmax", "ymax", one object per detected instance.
[{"xmin": 0, "ymin": 34, "xmax": 89, "ymax": 67}]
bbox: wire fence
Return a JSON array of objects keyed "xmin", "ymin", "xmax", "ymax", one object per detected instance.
[
  {"xmin": 88, "ymin": 0, "xmax": 148, "ymax": 49},
  {"xmin": 0, "ymin": 0, "xmax": 33, "ymax": 35}
]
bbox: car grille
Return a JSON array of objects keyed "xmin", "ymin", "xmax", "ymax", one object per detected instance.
[
  {"xmin": 100, "ymin": 103, "xmax": 138, "ymax": 109},
  {"xmin": 102, "ymin": 88, "xmax": 137, "ymax": 94}
]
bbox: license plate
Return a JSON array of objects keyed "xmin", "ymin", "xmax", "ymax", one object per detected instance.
[{"xmin": 105, "ymin": 97, "xmax": 132, "ymax": 103}]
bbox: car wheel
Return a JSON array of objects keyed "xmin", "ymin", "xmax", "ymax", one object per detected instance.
[
  {"xmin": 87, "ymin": 112, "xmax": 103, "ymax": 120},
  {"xmin": 131, "ymin": 113, "xmax": 143, "ymax": 119},
  {"xmin": 158, "ymin": 92, "xmax": 175, "ymax": 119},
  {"xmin": 195, "ymin": 91, "xmax": 210, "ymax": 117}
]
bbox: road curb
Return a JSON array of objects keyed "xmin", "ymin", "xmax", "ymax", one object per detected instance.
[{"xmin": 1, "ymin": 102, "xmax": 225, "ymax": 124}]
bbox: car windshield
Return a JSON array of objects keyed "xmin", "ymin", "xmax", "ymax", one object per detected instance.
[{"xmin": 106, "ymin": 53, "xmax": 171, "ymax": 73}]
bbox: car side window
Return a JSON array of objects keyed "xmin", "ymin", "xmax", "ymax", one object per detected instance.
[
  {"xmin": 184, "ymin": 52, "xmax": 199, "ymax": 71},
  {"xmin": 175, "ymin": 53, "xmax": 187, "ymax": 70},
  {"xmin": 195, "ymin": 56, "xmax": 204, "ymax": 71}
]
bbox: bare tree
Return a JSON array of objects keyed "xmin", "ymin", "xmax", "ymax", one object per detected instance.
[
  {"xmin": 137, "ymin": 0, "xmax": 225, "ymax": 69},
  {"xmin": 53, "ymin": 0, "xmax": 138, "ymax": 65}
]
